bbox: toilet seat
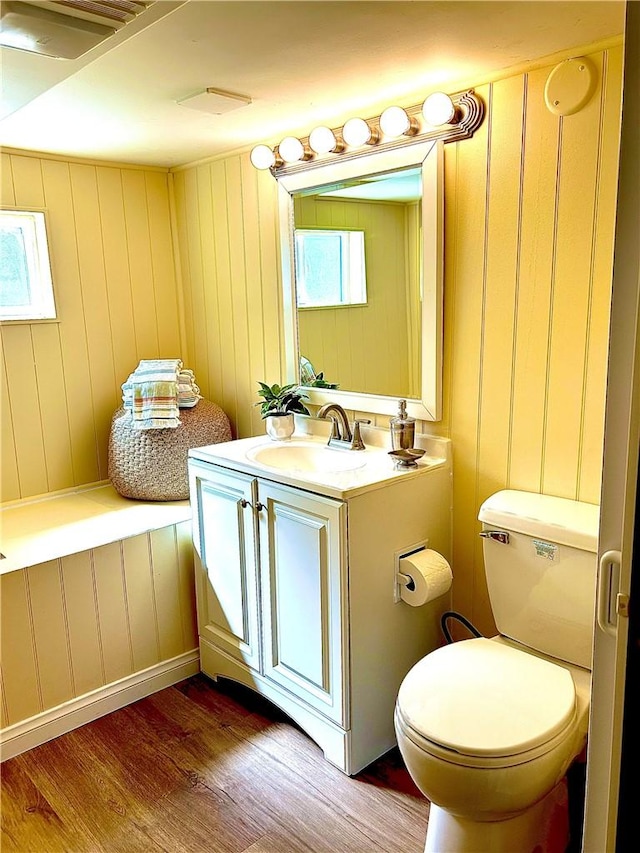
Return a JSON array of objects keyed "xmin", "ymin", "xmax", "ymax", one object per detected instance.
[{"xmin": 396, "ymin": 638, "xmax": 578, "ymax": 766}]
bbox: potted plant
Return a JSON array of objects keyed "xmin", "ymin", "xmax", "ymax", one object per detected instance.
[
  {"xmin": 255, "ymin": 381, "xmax": 310, "ymax": 440},
  {"xmin": 307, "ymin": 371, "xmax": 340, "ymax": 390}
]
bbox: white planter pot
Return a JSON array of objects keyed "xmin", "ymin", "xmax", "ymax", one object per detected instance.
[{"xmin": 265, "ymin": 414, "xmax": 295, "ymax": 441}]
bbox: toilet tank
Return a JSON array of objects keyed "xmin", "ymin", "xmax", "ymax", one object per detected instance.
[{"xmin": 478, "ymin": 490, "xmax": 599, "ymax": 670}]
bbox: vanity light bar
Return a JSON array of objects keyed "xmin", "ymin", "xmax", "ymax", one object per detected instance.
[
  {"xmin": 379, "ymin": 105, "xmax": 419, "ymax": 138},
  {"xmin": 342, "ymin": 117, "xmax": 379, "ymax": 147},
  {"xmin": 250, "ymin": 90, "xmax": 484, "ymax": 175}
]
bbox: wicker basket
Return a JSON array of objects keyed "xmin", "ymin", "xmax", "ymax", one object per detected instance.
[{"xmin": 108, "ymin": 400, "xmax": 231, "ymax": 501}]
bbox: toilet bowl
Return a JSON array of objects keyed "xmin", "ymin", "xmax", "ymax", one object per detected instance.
[
  {"xmin": 394, "ymin": 489, "xmax": 598, "ymax": 853},
  {"xmin": 395, "ymin": 637, "xmax": 591, "ymax": 852}
]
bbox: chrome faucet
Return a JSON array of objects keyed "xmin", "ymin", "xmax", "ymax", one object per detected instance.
[{"xmin": 317, "ymin": 403, "xmax": 370, "ymax": 451}]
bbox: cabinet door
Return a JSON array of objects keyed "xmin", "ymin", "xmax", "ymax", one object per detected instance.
[
  {"xmin": 258, "ymin": 480, "xmax": 348, "ymax": 726},
  {"xmin": 189, "ymin": 462, "xmax": 260, "ymax": 672}
]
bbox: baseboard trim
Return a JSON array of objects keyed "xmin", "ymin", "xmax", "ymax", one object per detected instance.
[{"xmin": 0, "ymin": 650, "xmax": 200, "ymax": 762}]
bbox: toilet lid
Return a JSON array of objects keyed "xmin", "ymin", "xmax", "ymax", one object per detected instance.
[{"xmin": 397, "ymin": 638, "xmax": 577, "ymax": 757}]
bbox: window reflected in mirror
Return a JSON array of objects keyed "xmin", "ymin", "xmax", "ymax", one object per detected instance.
[{"xmin": 295, "ymin": 229, "xmax": 366, "ymax": 308}]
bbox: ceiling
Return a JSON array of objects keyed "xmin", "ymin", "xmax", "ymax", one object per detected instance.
[{"xmin": 0, "ymin": 1, "xmax": 625, "ymax": 168}]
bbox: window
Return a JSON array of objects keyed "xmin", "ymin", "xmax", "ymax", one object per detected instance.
[
  {"xmin": 294, "ymin": 229, "xmax": 366, "ymax": 308},
  {"xmin": 0, "ymin": 209, "xmax": 56, "ymax": 321}
]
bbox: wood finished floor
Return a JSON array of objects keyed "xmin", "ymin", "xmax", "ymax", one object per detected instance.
[{"xmin": 1, "ymin": 674, "xmax": 430, "ymax": 853}]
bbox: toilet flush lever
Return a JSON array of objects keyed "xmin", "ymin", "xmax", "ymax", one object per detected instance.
[{"xmin": 480, "ymin": 530, "xmax": 510, "ymax": 544}]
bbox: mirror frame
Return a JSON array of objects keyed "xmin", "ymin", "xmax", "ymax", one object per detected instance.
[{"xmin": 278, "ymin": 139, "xmax": 444, "ymax": 421}]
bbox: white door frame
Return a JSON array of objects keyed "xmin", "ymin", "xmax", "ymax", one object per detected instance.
[{"xmin": 583, "ymin": 4, "xmax": 640, "ymax": 850}]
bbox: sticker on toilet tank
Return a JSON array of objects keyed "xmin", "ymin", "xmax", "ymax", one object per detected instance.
[{"xmin": 533, "ymin": 540, "xmax": 558, "ymax": 560}]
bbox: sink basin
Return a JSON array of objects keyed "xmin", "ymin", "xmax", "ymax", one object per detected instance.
[{"xmin": 246, "ymin": 441, "xmax": 368, "ymax": 474}]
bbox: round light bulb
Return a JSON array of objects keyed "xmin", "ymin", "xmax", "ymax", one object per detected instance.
[
  {"xmin": 278, "ymin": 136, "xmax": 305, "ymax": 163},
  {"xmin": 422, "ymin": 92, "xmax": 456, "ymax": 126},
  {"xmin": 342, "ymin": 117, "xmax": 377, "ymax": 147},
  {"xmin": 250, "ymin": 144, "xmax": 276, "ymax": 170},
  {"xmin": 379, "ymin": 106, "xmax": 412, "ymax": 137},
  {"xmin": 309, "ymin": 126, "xmax": 341, "ymax": 154}
]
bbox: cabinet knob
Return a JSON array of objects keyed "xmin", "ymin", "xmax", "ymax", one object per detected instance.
[{"xmin": 240, "ymin": 498, "xmax": 265, "ymax": 512}]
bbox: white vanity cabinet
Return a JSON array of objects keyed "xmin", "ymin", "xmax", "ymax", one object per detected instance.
[
  {"xmin": 257, "ymin": 478, "xmax": 347, "ymax": 726},
  {"xmin": 188, "ymin": 435, "xmax": 452, "ymax": 775},
  {"xmin": 190, "ymin": 459, "xmax": 347, "ymax": 730},
  {"xmin": 189, "ymin": 464, "xmax": 262, "ymax": 673}
]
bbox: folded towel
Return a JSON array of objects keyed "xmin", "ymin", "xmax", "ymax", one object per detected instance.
[
  {"xmin": 139, "ymin": 358, "xmax": 182, "ymax": 371},
  {"xmin": 122, "ymin": 362, "xmax": 202, "ymax": 419},
  {"xmin": 121, "ymin": 359, "xmax": 184, "ymax": 430},
  {"xmin": 176, "ymin": 369, "xmax": 201, "ymax": 406},
  {"xmin": 131, "ymin": 380, "xmax": 180, "ymax": 429},
  {"xmin": 122, "ymin": 385, "xmax": 201, "ymax": 408}
]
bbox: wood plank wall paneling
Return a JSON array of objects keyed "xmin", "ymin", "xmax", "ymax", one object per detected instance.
[
  {"xmin": 0, "ymin": 154, "xmax": 183, "ymax": 502},
  {"xmin": 0, "ymin": 523, "xmax": 197, "ymax": 727},
  {"xmin": 579, "ymin": 47, "xmax": 624, "ymax": 504},
  {"xmin": 544, "ymin": 55, "xmax": 604, "ymax": 499},
  {"xmin": 174, "ymin": 46, "xmax": 623, "ymax": 633},
  {"xmin": 0, "ymin": 45, "xmax": 623, "ymax": 665},
  {"xmin": 172, "ymin": 157, "xmax": 282, "ymax": 439}
]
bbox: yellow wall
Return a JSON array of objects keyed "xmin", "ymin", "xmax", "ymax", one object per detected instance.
[
  {"xmin": 0, "ymin": 151, "xmax": 183, "ymax": 503},
  {"xmin": 0, "ymin": 154, "xmax": 193, "ymax": 738},
  {"xmin": 0, "ymin": 44, "xmax": 623, "ymax": 654},
  {"xmin": 174, "ymin": 45, "xmax": 623, "ymax": 633},
  {"xmin": 0, "ymin": 522, "xmax": 196, "ymax": 728},
  {"xmin": 447, "ymin": 49, "xmax": 622, "ymax": 629},
  {"xmin": 170, "ymin": 157, "xmax": 283, "ymax": 439}
]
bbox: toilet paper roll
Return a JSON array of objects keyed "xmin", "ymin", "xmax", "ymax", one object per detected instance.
[{"xmin": 399, "ymin": 549, "xmax": 452, "ymax": 606}]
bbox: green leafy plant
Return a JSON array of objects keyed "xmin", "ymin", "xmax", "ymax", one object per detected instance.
[
  {"xmin": 255, "ymin": 382, "xmax": 310, "ymax": 418},
  {"xmin": 307, "ymin": 372, "xmax": 339, "ymax": 390}
]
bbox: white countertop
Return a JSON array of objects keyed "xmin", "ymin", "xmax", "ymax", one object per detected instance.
[{"xmin": 188, "ymin": 429, "xmax": 450, "ymax": 500}]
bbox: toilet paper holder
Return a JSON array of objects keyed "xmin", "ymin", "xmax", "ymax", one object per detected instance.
[
  {"xmin": 394, "ymin": 541, "xmax": 428, "ymax": 603},
  {"xmin": 394, "ymin": 543, "xmax": 453, "ymax": 607},
  {"xmin": 397, "ymin": 568, "xmax": 415, "ymax": 589}
]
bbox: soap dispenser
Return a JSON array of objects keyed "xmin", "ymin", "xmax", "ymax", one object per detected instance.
[{"xmin": 390, "ymin": 399, "xmax": 415, "ymax": 450}]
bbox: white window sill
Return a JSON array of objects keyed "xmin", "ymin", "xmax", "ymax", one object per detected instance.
[{"xmin": 0, "ymin": 318, "xmax": 61, "ymax": 326}]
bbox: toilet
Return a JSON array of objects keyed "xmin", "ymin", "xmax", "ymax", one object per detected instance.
[{"xmin": 394, "ymin": 489, "xmax": 599, "ymax": 853}]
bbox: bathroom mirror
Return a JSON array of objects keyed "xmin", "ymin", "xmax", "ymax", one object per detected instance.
[{"xmin": 278, "ymin": 139, "xmax": 443, "ymax": 420}]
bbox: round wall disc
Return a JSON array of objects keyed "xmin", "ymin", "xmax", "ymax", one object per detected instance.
[{"xmin": 544, "ymin": 57, "xmax": 597, "ymax": 116}]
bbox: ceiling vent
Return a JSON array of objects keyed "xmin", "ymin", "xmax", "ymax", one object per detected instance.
[
  {"xmin": 0, "ymin": 0, "xmax": 154, "ymax": 59},
  {"xmin": 177, "ymin": 87, "xmax": 253, "ymax": 116}
]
